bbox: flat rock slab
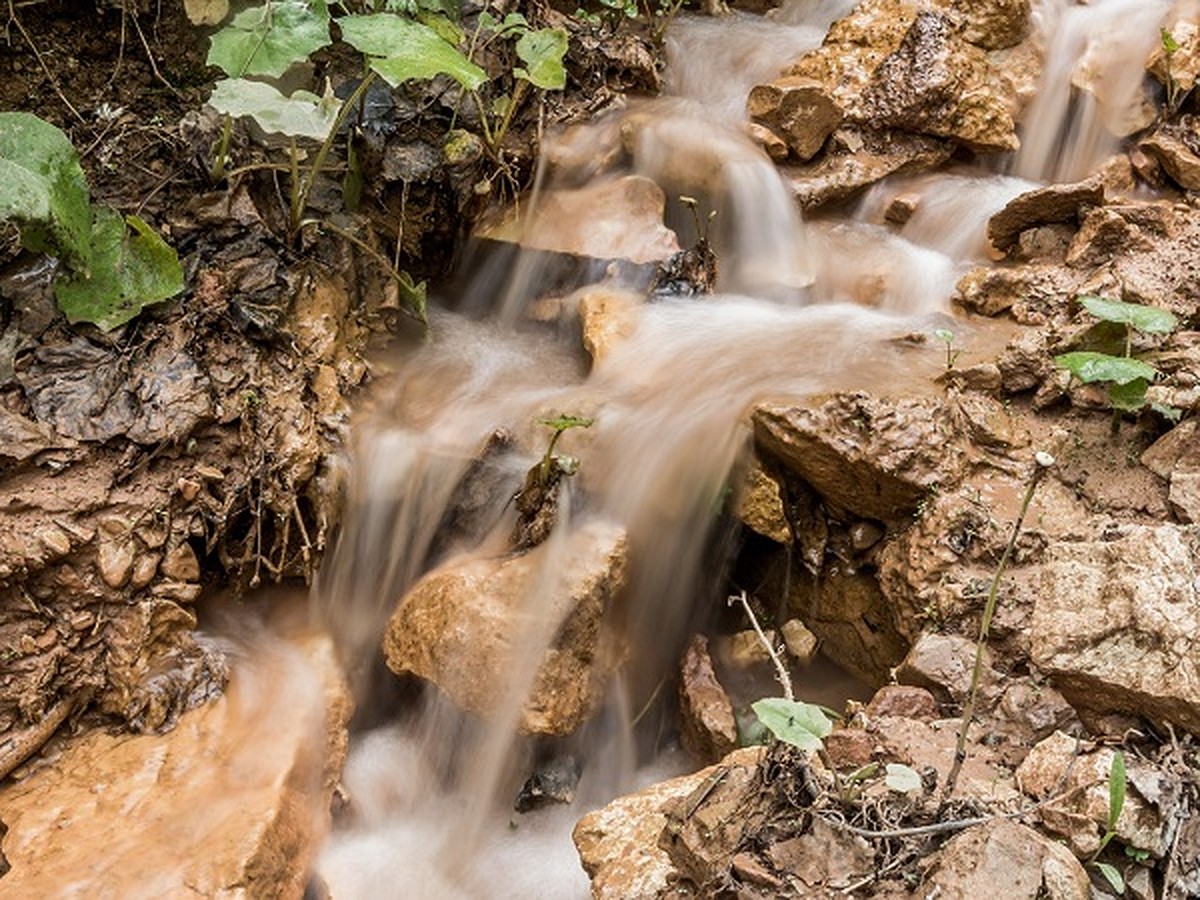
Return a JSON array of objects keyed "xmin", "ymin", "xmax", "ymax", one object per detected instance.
[
  {"xmin": 0, "ymin": 631, "xmax": 351, "ymax": 899},
  {"xmin": 1032, "ymin": 524, "xmax": 1200, "ymax": 734},
  {"xmin": 988, "ymin": 178, "xmax": 1106, "ymax": 252}
]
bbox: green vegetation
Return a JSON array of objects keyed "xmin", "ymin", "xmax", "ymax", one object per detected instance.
[
  {"xmin": 1054, "ymin": 295, "xmax": 1179, "ymax": 435},
  {"xmin": 0, "ymin": 112, "xmax": 183, "ymax": 331},
  {"xmin": 1091, "ymin": 751, "xmax": 1127, "ymax": 894},
  {"xmin": 1161, "ymin": 28, "xmax": 1186, "ymax": 114},
  {"xmin": 535, "ymin": 414, "xmax": 594, "ymax": 486},
  {"xmin": 933, "ymin": 328, "xmax": 961, "ymax": 370},
  {"xmin": 750, "ymin": 696, "xmax": 833, "ymax": 751}
]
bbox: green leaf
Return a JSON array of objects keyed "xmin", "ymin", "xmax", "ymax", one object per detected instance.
[
  {"xmin": 514, "ymin": 27, "xmax": 568, "ymax": 90},
  {"xmin": 1054, "ymin": 352, "xmax": 1158, "ymax": 386},
  {"xmin": 537, "ymin": 414, "xmax": 594, "ymax": 432},
  {"xmin": 934, "ymin": 328, "xmax": 955, "ymax": 344},
  {"xmin": 1162, "ymin": 28, "xmax": 1181, "ymax": 54},
  {"xmin": 207, "ymin": 0, "xmax": 331, "ymax": 78},
  {"xmin": 884, "ymin": 763, "xmax": 923, "ymax": 793},
  {"xmin": 1109, "ymin": 379, "xmax": 1149, "ymax": 412},
  {"xmin": 208, "ymin": 79, "xmax": 342, "ymax": 140},
  {"xmin": 337, "ymin": 14, "xmax": 485, "ymax": 90},
  {"xmin": 54, "ymin": 209, "xmax": 183, "ymax": 332},
  {"xmin": 419, "ymin": 12, "xmax": 463, "ymax": 46},
  {"xmin": 1094, "ymin": 862, "xmax": 1125, "ymax": 895},
  {"xmin": 751, "ymin": 697, "xmax": 833, "ymax": 751},
  {"xmin": 1080, "ymin": 296, "xmax": 1178, "ymax": 335},
  {"xmin": 1107, "ymin": 751, "xmax": 1127, "ymax": 832},
  {"xmin": 0, "ymin": 112, "xmax": 93, "ymax": 272}
]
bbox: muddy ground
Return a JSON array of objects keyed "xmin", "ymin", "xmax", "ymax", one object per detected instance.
[{"xmin": 0, "ymin": 0, "xmax": 660, "ymax": 774}]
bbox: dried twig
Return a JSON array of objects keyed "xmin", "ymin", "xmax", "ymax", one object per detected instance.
[
  {"xmin": 5, "ymin": 0, "xmax": 85, "ymax": 123},
  {"xmin": 729, "ymin": 589, "xmax": 792, "ymax": 700},
  {"xmin": 943, "ymin": 451, "xmax": 1054, "ymax": 800}
]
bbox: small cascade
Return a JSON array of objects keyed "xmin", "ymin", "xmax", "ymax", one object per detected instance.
[
  {"xmin": 310, "ymin": 1, "xmax": 1180, "ymax": 897},
  {"xmin": 1013, "ymin": 0, "xmax": 1171, "ymax": 183}
]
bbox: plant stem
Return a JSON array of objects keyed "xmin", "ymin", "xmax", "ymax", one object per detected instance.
[
  {"xmin": 291, "ymin": 71, "xmax": 378, "ymax": 235},
  {"xmin": 211, "ymin": 113, "xmax": 234, "ymax": 182},
  {"xmin": 491, "ymin": 78, "xmax": 530, "ymax": 153},
  {"xmin": 942, "ymin": 454, "xmax": 1052, "ymax": 800},
  {"xmin": 298, "ymin": 218, "xmax": 427, "ymax": 324},
  {"xmin": 730, "ymin": 590, "xmax": 792, "ymax": 700}
]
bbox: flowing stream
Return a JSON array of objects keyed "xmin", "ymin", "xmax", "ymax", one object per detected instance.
[{"xmin": 304, "ymin": 2, "xmax": 1173, "ymax": 895}]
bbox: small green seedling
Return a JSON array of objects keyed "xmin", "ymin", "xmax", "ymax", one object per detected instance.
[
  {"xmin": 535, "ymin": 414, "xmax": 594, "ymax": 486},
  {"xmin": 934, "ymin": 328, "xmax": 961, "ymax": 370},
  {"xmin": 1090, "ymin": 750, "xmax": 1127, "ymax": 894},
  {"xmin": 751, "ymin": 696, "xmax": 834, "ymax": 751},
  {"xmin": 1161, "ymin": 28, "xmax": 1187, "ymax": 114},
  {"xmin": 0, "ymin": 113, "xmax": 183, "ymax": 331},
  {"xmin": 1054, "ymin": 295, "xmax": 1179, "ymax": 435}
]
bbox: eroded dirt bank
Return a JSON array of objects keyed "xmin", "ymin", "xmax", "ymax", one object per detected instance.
[{"xmin": 3, "ymin": 0, "xmax": 1200, "ymax": 897}]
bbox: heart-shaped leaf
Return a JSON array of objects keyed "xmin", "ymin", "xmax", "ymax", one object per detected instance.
[
  {"xmin": 1080, "ymin": 296, "xmax": 1178, "ymax": 335},
  {"xmin": 338, "ymin": 14, "xmax": 485, "ymax": 90},
  {"xmin": 514, "ymin": 27, "xmax": 567, "ymax": 91},
  {"xmin": 207, "ymin": 0, "xmax": 331, "ymax": 78},
  {"xmin": 1054, "ymin": 352, "xmax": 1158, "ymax": 386},
  {"xmin": 208, "ymin": 78, "xmax": 342, "ymax": 140},
  {"xmin": 55, "ymin": 209, "xmax": 183, "ymax": 331},
  {"xmin": 751, "ymin": 697, "xmax": 833, "ymax": 751},
  {"xmin": 0, "ymin": 112, "xmax": 93, "ymax": 272}
]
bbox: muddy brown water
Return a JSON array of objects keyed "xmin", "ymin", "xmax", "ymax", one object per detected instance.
[{"xmin": 273, "ymin": 1, "xmax": 1168, "ymax": 896}]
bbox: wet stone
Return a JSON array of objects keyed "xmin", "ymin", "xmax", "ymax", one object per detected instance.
[
  {"xmin": 987, "ymin": 178, "xmax": 1106, "ymax": 254},
  {"xmin": 97, "ymin": 538, "xmax": 135, "ymax": 589},
  {"xmin": 677, "ymin": 634, "xmax": 739, "ymax": 764},
  {"xmin": 160, "ymin": 542, "xmax": 201, "ymax": 583}
]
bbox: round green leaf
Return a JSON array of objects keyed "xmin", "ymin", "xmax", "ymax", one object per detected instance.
[
  {"xmin": 0, "ymin": 112, "xmax": 93, "ymax": 272},
  {"xmin": 515, "ymin": 27, "xmax": 568, "ymax": 91},
  {"xmin": 207, "ymin": 0, "xmax": 331, "ymax": 78},
  {"xmin": 338, "ymin": 14, "xmax": 485, "ymax": 90},
  {"xmin": 1054, "ymin": 352, "xmax": 1158, "ymax": 386},
  {"xmin": 1109, "ymin": 378, "xmax": 1149, "ymax": 412},
  {"xmin": 884, "ymin": 763, "xmax": 923, "ymax": 793},
  {"xmin": 54, "ymin": 209, "xmax": 183, "ymax": 332},
  {"xmin": 1080, "ymin": 296, "xmax": 1178, "ymax": 335},
  {"xmin": 751, "ymin": 697, "xmax": 833, "ymax": 751},
  {"xmin": 208, "ymin": 79, "xmax": 342, "ymax": 140}
]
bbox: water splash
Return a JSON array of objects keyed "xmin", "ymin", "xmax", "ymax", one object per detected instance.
[{"xmin": 1013, "ymin": 0, "xmax": 1171, "ymax": 183}]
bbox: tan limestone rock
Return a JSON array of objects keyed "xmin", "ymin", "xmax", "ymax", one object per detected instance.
[
  {"xmin": 1031, "ymin": 525, "xmax": 1200, "ymax": 735},
  {"xmin": 0, "ymin": 632, "xmax": 351, "ymax": 899},
  {"xmin": 677, "ymin": 634, "xmax": 738, "ymax": 764},
  {"xmin": 383, "ymin": 520, "xmax": 628, "ymax": 736},
  {"xmin": 924, "ymin": 819, "xmax": 1090, "ymax": 899},
  {"xmin": 746, "ymin": 76, "xmax": 842, "ymax": 161}
]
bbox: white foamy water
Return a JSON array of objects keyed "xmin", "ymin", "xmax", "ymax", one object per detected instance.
[{"xmin": 311, "ymin": 2, "xmax": 1177, "ymax": 896}]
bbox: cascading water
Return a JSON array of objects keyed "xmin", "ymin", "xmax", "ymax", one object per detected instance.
[{"xmin": 310, "ymin": 1, "xmax": 1178, "ymax": 896}]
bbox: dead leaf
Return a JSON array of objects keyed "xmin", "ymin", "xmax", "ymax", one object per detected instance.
[{"xmin": 184, "ymin": 0, "xmax": 229, "ymax": 26}]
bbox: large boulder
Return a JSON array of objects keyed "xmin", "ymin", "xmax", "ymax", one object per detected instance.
[
  {"xmin": 383, "ymin": 520, "xmax": 628, "ymax": 736},
  {"xmin": 1031, "ymin": 525, "xmax": 1200, "ymax": 735},
  {"xmin": 0, "ymin": 630, "xmax": 351, "ymax": 898},
  {"xmin": 752, "ymin": 393, "xmax": 964, "ymax": 522},
  {"xmin": 476, "ymin": 176, "xmax": 680, "ymax": 265},
  {"xmin": 775, "ymin": 0, "xmax": 1028, "ymax": 153}
]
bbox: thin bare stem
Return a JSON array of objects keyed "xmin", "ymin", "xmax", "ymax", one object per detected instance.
[
  {"xmin": 292, "ymin": 71, "xmax": 378, "ymax": 234},
  {"xmin": 943, "ymin": 453, "xmax": 1053, "ymax": 800},
  {"xmin": 729, "ymin": 590, "xmax": 792, "ymax": 700}
]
